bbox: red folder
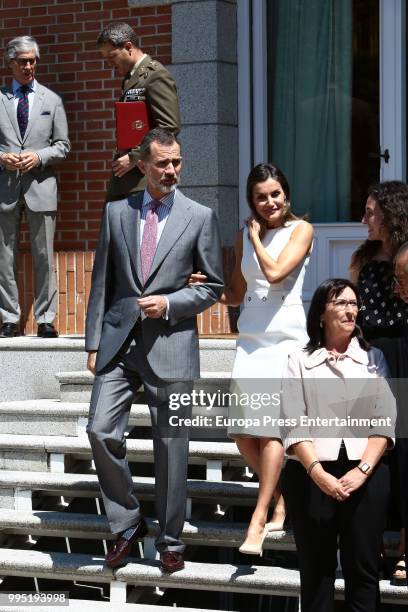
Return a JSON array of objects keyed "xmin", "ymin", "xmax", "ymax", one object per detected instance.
[{"xmin": 115, "ymin": 101, "xmax": 151, "ymax": 149}]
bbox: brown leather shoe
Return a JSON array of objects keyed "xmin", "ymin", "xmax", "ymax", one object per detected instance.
[
  {"xmin": 160, "ymin": 551, "xmax": 185, "ymax": 573},
  {"xmin": 105, "ymin": 519, "xmax": 148, "ymax": 568}
]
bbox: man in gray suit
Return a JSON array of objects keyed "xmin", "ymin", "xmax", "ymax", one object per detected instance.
[
  {"xmin": 0, "ymin": 36, "xmax": 70, "ymax": 338},
  {"xmin": 85, "ymin": 128, "xmax": 223, "ymax": 572}
]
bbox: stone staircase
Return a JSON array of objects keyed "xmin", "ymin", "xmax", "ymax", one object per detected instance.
[
  {"xmin": 2, "ymin": 604, "xmax": 228, "ymax": 612},
  {"xmin": 0, "ymin": 338, "xmax": 407, "ymax": 609}
]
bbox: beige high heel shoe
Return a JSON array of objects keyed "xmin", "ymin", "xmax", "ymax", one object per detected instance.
[
  {"xmin": 265, "ymin": 516, "xmax": 286, "ymax": 532},
  {"xmin": 238, "ymin": 524, "xmax": 269, "ymax": 556}
]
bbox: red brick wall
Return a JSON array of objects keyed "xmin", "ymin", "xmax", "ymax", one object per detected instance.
[
  {"xmin": 0, "ymin": 0, "xmax": 172, "ymax": 251},
  {"xmin": 18, "ymin": 249, "xmax": 239, "ymax": 336}
]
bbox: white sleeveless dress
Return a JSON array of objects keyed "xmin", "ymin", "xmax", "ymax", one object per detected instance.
[{"xmin": 228, "ymin": 220, "xmax": 310, "ymax": 438}]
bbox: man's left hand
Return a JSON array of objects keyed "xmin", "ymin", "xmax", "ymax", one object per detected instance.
[
  {"xmin": 17, "ymin": 151, "xmax": 40, "ymax": 174},
  {"xmin": 112, "ymin": 154, "xmax": 137, "ymax": 177},
  {"xmin": 137, "ymin": 295, "xmax": 167, "ymax": 318}
]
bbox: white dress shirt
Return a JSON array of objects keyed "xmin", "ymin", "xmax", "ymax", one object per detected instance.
[{"xmin": 139, "ymin": 188, "xmax": 175, "ymax": 244}]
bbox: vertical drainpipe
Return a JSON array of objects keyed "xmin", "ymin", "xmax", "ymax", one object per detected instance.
[{"xmin": 237, "ymin": 0, "xmax": 252, "ymax": 226}]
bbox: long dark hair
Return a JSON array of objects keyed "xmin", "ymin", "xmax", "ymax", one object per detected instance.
[
  {"xmin": 246, "ymin": 163, "xmax": 299, "ymax": 226},
  {"xmin": 350, "ymin": 181, "xmax": 408, "ymax": 277},
  {"xmin": 305, "ymin": 278, "xmax": 369, "ymax": 354}
]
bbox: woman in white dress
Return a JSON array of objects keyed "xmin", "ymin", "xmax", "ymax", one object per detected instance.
[{"xmin": 191, "ymin": 163, "xmax": 313, "ymax": 555}]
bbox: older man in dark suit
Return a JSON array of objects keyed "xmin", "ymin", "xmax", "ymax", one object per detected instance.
[
  {"xmin": 0, "ymin": 36, "xmax": 70, "ymax": 338},
  {"xmin": 97, "ymin": 22, "xmax": 181, "ymax": 201},
  {"xmin": 85, "ymin": 128, "xmax": 223, "ymax": 573}
]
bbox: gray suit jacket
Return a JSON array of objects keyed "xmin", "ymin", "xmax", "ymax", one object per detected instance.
[
  {"xmin": 85, "ymin": 191, "xmax": 224, "ymax": 379},
  {"xmin": 0, "ymin": 82, "xmax": 70, "ymax": 212}
]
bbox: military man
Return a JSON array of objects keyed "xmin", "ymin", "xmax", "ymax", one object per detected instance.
[{"xmin": 97, "ymin": 22, "xmax": 181, "ymax": 201}]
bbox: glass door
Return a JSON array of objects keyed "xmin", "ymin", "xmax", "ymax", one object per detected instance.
[{"xmin": 264, "ymin": 0, "xmax": 406, "ymax": 222}]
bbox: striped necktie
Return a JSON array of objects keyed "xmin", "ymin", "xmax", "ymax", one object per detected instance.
[
  {"xmin": 140, "ymin": 200, "xmax": 160, "ymax": 283},
  {"xmin": 17, "ymin": 84, "xmax": 30, "ymax": 138}
]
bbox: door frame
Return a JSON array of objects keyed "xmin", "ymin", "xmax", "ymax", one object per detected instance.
[{"xmin": 380, "ymin": 0, "xmax": 406, "ymax": 181}]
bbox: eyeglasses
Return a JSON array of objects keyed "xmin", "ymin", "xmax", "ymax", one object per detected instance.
[
  {"xmin": 14, "ymin": 58, "xmax": 36, "ymax": 66},
  {"xmin": 327, "ymin": 299, "xmax": 360, "ymax": 311}
]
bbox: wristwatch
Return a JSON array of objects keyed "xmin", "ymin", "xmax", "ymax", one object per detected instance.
[{"xmin": 357, "ymin": 462, "xmax": 371, "ymax": 475}]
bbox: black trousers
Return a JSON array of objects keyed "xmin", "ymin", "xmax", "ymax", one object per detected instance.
[
  {"xmin": 282, "ymin": 449, "xmax": 390, "ymax": 612},
  {"xmin": 400, "ymin": 438, "xmax": 408, "ymax": 559}
]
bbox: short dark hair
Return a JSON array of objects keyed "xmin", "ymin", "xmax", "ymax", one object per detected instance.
[
  {"xmin": 139, "ymin": 128, "xmax": 180, "ymax": 160},
  {"xmin": 96, "ymin": 22, "xmax": 139, "ymax": 48},
  {"xmin": 246, "ymin": 163, "xmax": 298, "ymax": 226},
  {"xmin": 305, "ymin": 278, "xmax": 369, "ymax": 353}
]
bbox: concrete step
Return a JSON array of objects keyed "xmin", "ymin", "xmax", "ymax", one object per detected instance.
[
  {"xmin": 0, "ymin": 338, "xmax": 236, "ymax": 401},
  {"xmin": 0, "ymin": 471, "xmax": 258, "ymax": 506},
  {"xmin": 0, "ymin": 509, "xmax": 400, "ymax": 556},
  {"xmin": 0, "ymin": 337, "xmax": 86, "ymax": 402},
  {"xmin": 0, "ymin": 434, "xmax": 241, "ymax": 477},
  {"xmin": 0, "ymin": 400, "xmax": 90, "ymax": 437},
  {"xmin": 57, "ymin": 370, "xmax": 232, "ymax": 402},
  {"xmin": 0, "ymin": 549, "xmax": 405, "ymax": 604},
  {"xmin": 0, "ymin": 509, "xmax": 292, "ymax": 551},
  {"xmin": 0, "ymin": 399, "xmax": 229, "ymax": 436},
  {"xmin": 0, "ymin": 434, "xmax": 239, "ymax": 461},
  {"xmin": 1, "ymin": 602, "xmax": 232, "ymax": 612}
]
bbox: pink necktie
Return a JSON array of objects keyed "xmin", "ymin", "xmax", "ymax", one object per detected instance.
[{"xmin": 141, "ymin": 200, "xmax": 159, "ymax": 283}]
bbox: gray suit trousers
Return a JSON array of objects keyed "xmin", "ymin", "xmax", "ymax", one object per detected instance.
[
  {"xmin": 87, "ymin": 325, "xmax": 192, "ymax": 553},
  {"xmin": 0, "ymin": 198, "xmax": 57, "ymax": 324}
]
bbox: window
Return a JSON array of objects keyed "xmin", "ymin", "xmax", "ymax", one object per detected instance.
[{"xmin": 267, "ymin": 0, "xmax": 380, "ymax": 222}]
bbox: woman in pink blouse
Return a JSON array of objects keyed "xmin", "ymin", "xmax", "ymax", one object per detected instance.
[{"xmin": 281, "ymin": 278, "xmax": 395, "ymax": 612}]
